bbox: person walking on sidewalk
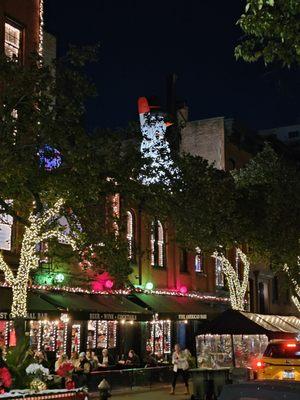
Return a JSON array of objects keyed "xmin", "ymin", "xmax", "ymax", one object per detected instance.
[{"xmin": 170, "ymin": 344, "xmax": 189, "ymax": 395}]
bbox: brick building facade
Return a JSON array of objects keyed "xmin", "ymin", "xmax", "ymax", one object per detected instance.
[
  {"xmin": 0, "ymin": 0, "xmax": 42, "ymax": 63},
  {"xmin": 181, "ymin": 115, "xmax": 296, "ymax": 316}
]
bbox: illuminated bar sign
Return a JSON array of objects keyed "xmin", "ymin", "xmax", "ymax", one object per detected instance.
[
  {"xmin": 0, "ymin": 312, "xmax": 48, "ymax": 320},
  {"xmin": 178, "ymin": 314, "xmax": 207, "ymax": 320},
  {"xmin": 89, "ymin": 313, "xmax": 138, "ymax": 321}
]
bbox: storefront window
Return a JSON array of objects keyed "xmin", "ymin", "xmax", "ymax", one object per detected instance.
[
  {"xmin": 0, "ymin": 321, "xmax": 8, "ymax": 349},
  {"xmin": 8, "ymin": 322, "xmax": 16, "ymax": 347},
  {"xmin": 87, "ymin": 320, "xmax": 117, "ymax": 350},
  {"xmin": 41, "ymin": 321, "xmax": 56, "ymax": 352},
  {"xmin": 107, "ymin": 321, "xmax": 117, "ymax": 348},
  {"xmin": 71, "ymin": 324, "xmax": 81, "ymax": 353},
  {"xmin": 56, "ymin": 319, "xmax": 68, "ymax": 354},
  {"xmin": 87, "ymin": 320, "xmax": 97, "ymax": 349},
  {"xmin": 146, "ymin": 320, "xmax": 171, "ymax": 355},
  {"xmin": 29, "ymin": 321, "xmax": 42, "ymax": 351},
  {"xmin": 97, "ymin": 321, "xmax": 108, "ymax": 348}
]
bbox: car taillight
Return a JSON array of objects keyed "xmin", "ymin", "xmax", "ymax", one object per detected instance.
[{"xmin": 286, "ymin": 343, "xmax": 296, "ymax": 348}]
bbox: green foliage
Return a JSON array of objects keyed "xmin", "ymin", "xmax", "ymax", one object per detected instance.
[
  {"xmin": 168, "ymin": 153, "xmax": 238, "ymax": 251},
  {"xmin": 5, "ymin": 337, "xmax": 34, "ymax": 389},
  {"xmin": 233, "ymin": 144, "xmax": 300, "ymax": 281},
  {"xmin": 0, "ymin": 48, "xmax": 181, "ymax": 286},
  {"xmin": 235, "ymin": 0, "xmax": 300, "ymax": 66}
]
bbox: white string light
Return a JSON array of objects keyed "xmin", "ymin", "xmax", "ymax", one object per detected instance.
[
  {"xmin": 39, "ymin": 0, "xmax": 44, "ymax": 57},
  {"xmin": 284, "ymin": 259, "xmax": 300, "ymax": 312},
  {"xmin": 4, "ymin": 322, "xmax": 9, "ymax": 351},
  {"xmin": 0, "ymin": 199, "xmax": 77, "ymax": 318},
  {"xmin": 212, "ymin": 248, "xmax": 250, "ymax": 311}
]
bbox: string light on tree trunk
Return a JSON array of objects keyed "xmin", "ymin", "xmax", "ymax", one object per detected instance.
[
  {"xmin": 0, "ymin": 199, "xmax": 77, "ymax": 318},
  {"xmin": 284, "ymin": 259, "xmax": 300, "ymax": 312},
  {"xmin": 212, "ymin": 247, "xmax": 250, "ymax": 311}
]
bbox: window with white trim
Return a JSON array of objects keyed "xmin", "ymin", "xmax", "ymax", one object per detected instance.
[
  {"xmin": 215, "ymin": 257, "xmax": 224, "ymax": 287},
  {"xmin": 151, "ymin": 220, "xmax": 165, "ymax": 267},
  {"xmin": 0, "ymin": 200, "xmax": 13, "ymax": 251},
  {"xmin": 5, "ymin": 21, "xmax": 22, "ymax": 60},
  {"xmin": 126, "ymin": 210, "xmax": 135, "ymax": 261},
  {"xmin": 195, "ymin": 247, "xmax": 203, "ymax": 272}
]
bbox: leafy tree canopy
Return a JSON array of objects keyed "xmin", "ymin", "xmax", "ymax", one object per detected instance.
[
  {"xmin": 235, "ymin": 0, "xmax": 300, "ymax": 66},
  {"xmin": 233, "ymin": 144, "xmax": 300, "ymax": 279},
  {"xmin": 0, "ymin": 48, "xmax": 167, "ymax": 285}
]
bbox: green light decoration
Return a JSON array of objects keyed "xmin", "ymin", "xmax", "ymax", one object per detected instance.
[
  {"xmin": 54, "ymin": 273, "xmax": 65, "ymax": 283},
  {"xmin": 145, "ymin": 282, "xmax": 154, "ymax": 290},
  {"xmin": 34, "ymin": 273, "xmax": 53, "ymax": 285}
]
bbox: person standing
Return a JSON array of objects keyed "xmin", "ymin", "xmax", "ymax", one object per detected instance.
[{"xmin": 170, "ymin": 344, "xmax": 189, "ymax": 395}]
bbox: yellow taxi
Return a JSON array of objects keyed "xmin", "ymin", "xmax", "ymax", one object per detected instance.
[{"xmin": 256, "ymin": 339, "xmax": 300, "ymax": 381}]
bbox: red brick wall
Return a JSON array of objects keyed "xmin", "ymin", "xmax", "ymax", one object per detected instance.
[
  {"xmin": 130, "ymin": 210, "xmax": 217, "ymax": 293},
  {"xmin": 0, "ymin": 0, "xmax": 40, "ymax": 62}
]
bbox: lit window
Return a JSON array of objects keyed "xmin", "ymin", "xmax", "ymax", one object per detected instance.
[
  {"xmin": 195, "ymin": 247, "xmax": 203, "ymax": 272},
  {"xmin": 5, "ymin": 21, "xmax": 22, "ymax": 60},
  {"xmin": 151, "ymin": 220, "xmax": 165, "ymax": 267},
  {"xmin": 0, "ymin": 200, "xmax": 13, "ymax": 251},
  {"xmin": 126, "ymin": 210, "xmax": 135, "ymax": 260},
  {"xmin": 215, "ymin": 258, "xmax": 224, "ymax": 287}
]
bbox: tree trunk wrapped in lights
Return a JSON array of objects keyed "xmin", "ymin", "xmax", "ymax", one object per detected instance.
[
  {"xmin": 284, "ymin": 260, "xmax": 300, "ymax": 312},
  {"xmin": 0, "ymin": 199, "xmax": 77, "ymax": 318},
  {"xmin": 212, "ymin": 248, "xmax": 250, "ymax": 311}
]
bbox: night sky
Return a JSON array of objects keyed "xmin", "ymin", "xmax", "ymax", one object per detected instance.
[{"xmin": 45, "ymin": 1, "xmax": 300, "ymax": 131}]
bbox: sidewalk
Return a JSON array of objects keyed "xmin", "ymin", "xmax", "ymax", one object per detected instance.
[{"xmin": 90, "ymin": 383, "xmax": 191, "ymax": 400}]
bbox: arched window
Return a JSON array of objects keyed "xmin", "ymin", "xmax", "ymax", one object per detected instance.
[
  {"xmin": 151, "ymin": 220, "xmax": 165, "ymax": 267},
  {"xmin": 195, "ymin": 247, "xmax": 203, "ymax": 273},
  {"xmin": 215, "ymin": 258, "xmax": 224, "ymax": 287},
  {"xmin": 126, "ymin": 210, "xmax": 135, "ymax": 261}
]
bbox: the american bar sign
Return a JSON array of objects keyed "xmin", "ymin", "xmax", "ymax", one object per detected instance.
[{"xmin": 178, "ymin": 314, "xmax": 207, "ymax": 320}]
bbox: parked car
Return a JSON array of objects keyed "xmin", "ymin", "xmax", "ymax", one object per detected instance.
[
  {"xmin": 218, "ymin": 381, "xmax": 300, "ymax": 400},
  {"xmin": 255, "ymin": 339, "xmax": 300, "ymax": 381}
]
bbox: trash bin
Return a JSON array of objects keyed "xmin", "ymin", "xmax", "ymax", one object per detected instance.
[
  {"xmin": 210, "ymin": 368, "xmax": 230, "ymax": 398},
  {"xmin": 190, "ymin": 368, "xmax": 230, "ymax": 400},
  {"xmin": 190, "ymin": 368, "xmax": 210, "ymax": 400}
]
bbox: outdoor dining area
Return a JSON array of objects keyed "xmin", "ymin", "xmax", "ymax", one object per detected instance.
[{"xmin": 190, "ymin": 309, "xmax": 300, "ymax": 399}]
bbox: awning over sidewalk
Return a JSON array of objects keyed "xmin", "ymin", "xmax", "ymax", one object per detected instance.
[
  {"xmin": 132, "ymin": 293, "xmax": 222, "ymax": 321},
  {"xmin": 40, "ymin": 291, "xmax": 153, "ymax": 321},
  {"xmin": 0, "ymin": 287, "xmax": 60, "ymax": 320},
  {"xmin": 197, "ymin": 309, "xmax": 300, "ymax": 337}
]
